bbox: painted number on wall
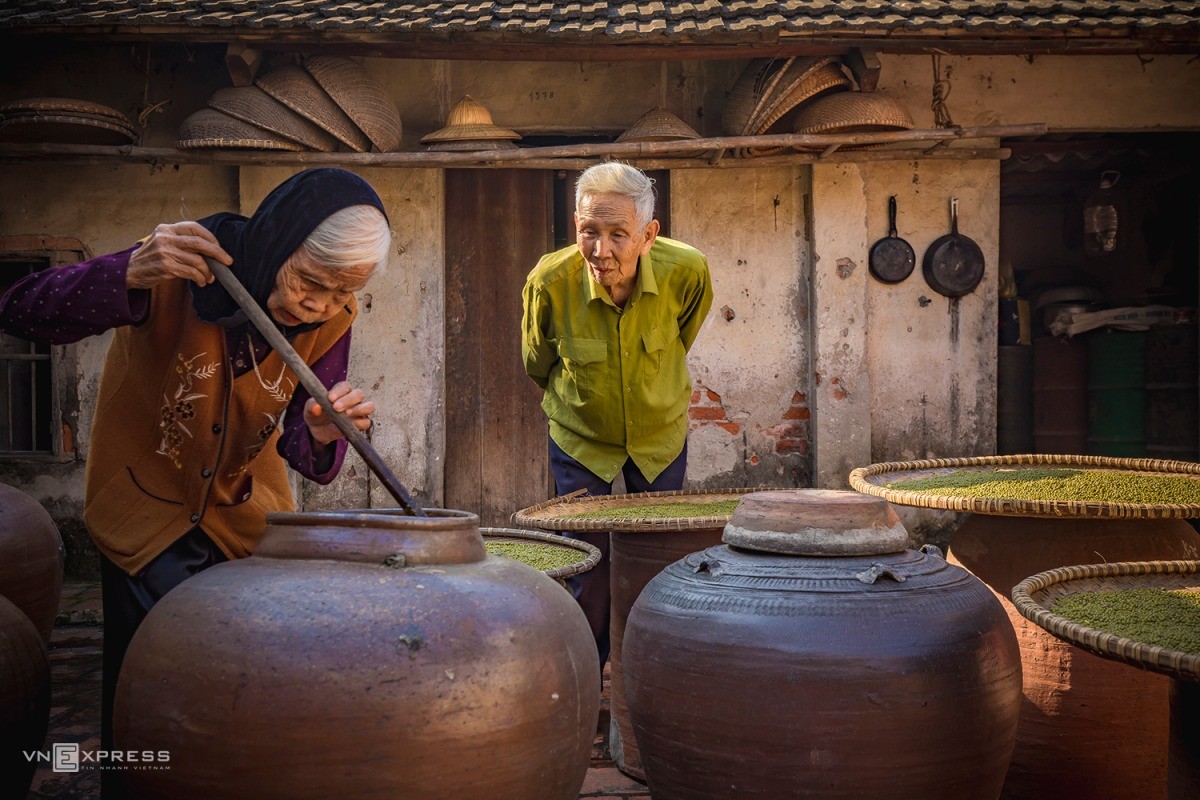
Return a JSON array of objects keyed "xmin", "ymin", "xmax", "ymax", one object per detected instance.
[{"xmin": 529, "ymin": 91, "xmax": 555, "ymax": 102}]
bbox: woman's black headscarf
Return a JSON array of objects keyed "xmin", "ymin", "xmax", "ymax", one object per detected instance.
[{"xmin": 192, "ymin": 168, "xmax": 388, "ymax": 336}]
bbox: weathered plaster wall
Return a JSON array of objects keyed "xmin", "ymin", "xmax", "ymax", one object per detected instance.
[
  {"xmin": 878, "ymin": 54, "xmax": 1200, "ymax": 131},
  {"xmin": 671, "ymin": 167, "xmax": 811, "ymax": 489}
]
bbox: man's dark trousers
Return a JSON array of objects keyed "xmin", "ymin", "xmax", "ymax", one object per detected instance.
[{"xmin": 548, "ymin": 437, "xmax": 688, "ymax": 670}]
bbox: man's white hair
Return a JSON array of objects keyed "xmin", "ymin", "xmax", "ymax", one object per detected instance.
[
  {"xmin": 302, "ymin": 205, "xmax": 391, "ymax": 274},
  {"xmin": 575, "ymin": 162, "xmax": 656, "ymax": 229}
]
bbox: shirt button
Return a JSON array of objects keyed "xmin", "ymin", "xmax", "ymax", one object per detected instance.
[
  {"xmin": 212, "ymin": 424, "xmax": 222, "ymax": 434},
  {"xmin": 626, "ymin": 386, "xmax": 632, "ymax": 392},
  {"xmin": 624, "ymin": 351, "xmax": 630, "ymax": 357},
  {"xmin": 201, "ymin": 468, "xmax": 212, "ymax": 478},
  {"xmin": 189, "ymin": 513, "xmax": 200, "ymax": 523}
]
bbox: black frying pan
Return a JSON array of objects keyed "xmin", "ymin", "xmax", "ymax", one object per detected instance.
[
  {"xmin": 922, "ymin": 197, "xmax": 985, "ymax": 298},
  {"xmin": 868, "ymin": 196, "xmax": 915, "ymax": 284}
]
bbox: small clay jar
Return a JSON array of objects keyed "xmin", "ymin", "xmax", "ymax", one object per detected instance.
[
  {"xmin": 0, "ymin": 482, "xmax": 64, "ymax": 642},
  {"xmin": 624, "ymin": 489, "xmax": 1023, "ymax": 799},
  {"xmin": 116, "ymin": 509, "xmax": 599, "ymax": 800}
]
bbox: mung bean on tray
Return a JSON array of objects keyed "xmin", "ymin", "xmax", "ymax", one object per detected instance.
[
  {"xmin": 485, "ymin": 541, "xmax": 580, "ymax": 572},
  {"xmin": 562, "ymin": 499, "xmax": 740, "ymax": 521},
  {"xmin": 887, "ymin": 468, "xmax": 1200, "ymax": 505},
  {"xmin": 1051, "ymin": 588, "xmax": 1200, "ymax": 656}
]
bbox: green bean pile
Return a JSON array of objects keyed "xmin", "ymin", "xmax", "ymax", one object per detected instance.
[
  {"xmin": 485, "ymin": 540, "xmax": 581, "ymax": 572},
  {"xmin": 1051, "ymin": 588, "xmax": 1200, "ymax": 656},
  {"xmin": 887, "ymin": 468, "xmax": 1200, "ymax": 505},
  {"xmin": 562, "ymin": 499, "xmax": 740, "ymax": 521}
]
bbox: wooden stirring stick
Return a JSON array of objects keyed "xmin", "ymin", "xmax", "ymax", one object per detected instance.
[{"xmin": 205, "ymin": 257, "xmax": 425, "ymax": 516}]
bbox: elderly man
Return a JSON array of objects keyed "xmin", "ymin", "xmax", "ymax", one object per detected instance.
[
  {"xmin": 521, "ymin": 162, "xmax": 713, "ymax": 665},
  {"xmin": 0, "ymin": 168, "xmax": 386, "ymax": 794}
]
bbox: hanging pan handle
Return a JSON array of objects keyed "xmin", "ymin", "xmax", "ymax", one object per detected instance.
[
  {"xmin": 950, "ymin": 197, "xmax": 960, "ymax": 235},
  {"xmin": 888, "ymin": 195, "xmax": 899, "ymax": 238},
  {"xmin": 205, "ymin": 257, "xmax": 425, "ymax": 517}
]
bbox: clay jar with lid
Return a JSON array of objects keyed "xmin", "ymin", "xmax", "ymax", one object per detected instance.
[
  {"xmin": 623, "ymin": 490, "xmax": 1022, "ymax": 799},
  {"xmin": 115, "ymin": 509, "xmax": 599, "ymax": 800}
]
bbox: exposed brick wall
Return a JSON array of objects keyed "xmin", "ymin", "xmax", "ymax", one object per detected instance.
[
  {"xmin": 688, "ymin": 385, "xmax": 741, "ymax": 436},
  {"xmin": 763, "ymin": 391, "xmax": 810, "ymax": 456}
]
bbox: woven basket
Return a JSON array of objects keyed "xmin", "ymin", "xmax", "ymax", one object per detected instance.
[
  {"xmin": 304, "ymin": 56, "xmax": 402, "ymax": 152},
  {"xmin": 793, "ymin": 91, "xmax": 914, "ymax": 137},
  {"xmin": 481, "ymin": 527, "xmax": 601, "ymax": 582},
  {"xmin": 177, "ymin": 108, "xmax": 305, "ymax": 151},
  {"xmin": 0, "ymin": 112, "xmax": 135, "ymax": 145},
  {"xmin": 1012, "ymin": 559, "xmax": 1200, "ymax": 681},
  {"xmin": 207, "ymin": 86, "xmax": 339, "ymax": 152},
  {"xmin": 721, "ymin": 57, "xmax": 794, "ymax": 137},
  {"xmin": 0, "ymin": 97, "xmax": 132, "ymax": 125},
  {"xmin": 849, "ymin": 454, "xmax": 1200, "ymax": 520},
  {"xmin": 255, "ymin": 65, "xmax": 370, "ymax": 152},
  {"xmin": 513, "ymin": 488, "xmax": 761, "ymax": 533},
  {"xmin": 421, "ymin": 95, "xmax": 520, "ymax": 144},
  {"xmin": 751, "ymin": 58, "xmax": 847, "ymax": 135}
]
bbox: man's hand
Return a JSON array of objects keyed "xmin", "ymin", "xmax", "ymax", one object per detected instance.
[
  {"xmin": 126, "ymin": 222, "xmax": 232, "ymax": 290},
  {"xmin": 304, "ymin": 381, "xmax": 376, "ymax": 447}
]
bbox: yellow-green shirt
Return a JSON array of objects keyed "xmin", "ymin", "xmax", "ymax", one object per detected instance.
[{"xmin": 521, "ymin": 236, "xmax": 713, "ymax": 482}]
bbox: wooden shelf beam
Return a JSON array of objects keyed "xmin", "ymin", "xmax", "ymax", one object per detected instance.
[{"xmin": 0, "ymin": 124, "xmax": 1042, "ymax": 169}]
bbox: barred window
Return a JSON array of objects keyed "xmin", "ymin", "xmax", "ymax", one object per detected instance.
[
  {"xmin": 1, "ymin": 260, "xmax": 53, "ymax": 453},
  {"xmin": 0, "ymin": 237, "xmax": 87, "ymax": 459}
]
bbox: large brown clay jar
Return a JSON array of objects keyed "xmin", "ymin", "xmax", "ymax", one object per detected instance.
[
  {"xmin": 115, "ymin": 509, "xmax": 599, "ymax": 800},
  {"xmin": 0, "ymin": 593, "xmax": 51, "ymax": 800},
  {"xmin": 0, "ymin": 482, "xmax": 64, "ymax": 642},
  {"xmin": 949, "ymin": 514, "xmax": 1200, "ymax": 800},
  {"xmin": 624, "ymin": 490, "xmax": 1022, "ymax": 799}
]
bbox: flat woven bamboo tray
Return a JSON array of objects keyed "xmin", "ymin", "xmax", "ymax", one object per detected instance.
[
  {"xmin": 481, "ymin": 526, "xmax": 600, "ymax": 581},
  {"xmin": 1012, "ymin": 560, "xmax": 1200, "ymax": 682},
  {"xmin": 849, "ymin": 454, "xmax": 1200, "ymax": 520},
  {"xmin": 512, "ymin": 488, "xmax": 760, "ymax": 533}
]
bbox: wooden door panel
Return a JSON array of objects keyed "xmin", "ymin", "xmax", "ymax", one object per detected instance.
[{"xmin": 444, "ymin": 170, "xmax": 552, "ymax": 525}]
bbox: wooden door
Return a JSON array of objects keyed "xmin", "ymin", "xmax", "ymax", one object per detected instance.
[{"xmin": 444, "ymin": 170, "xmax": 554, "ymax": 525}]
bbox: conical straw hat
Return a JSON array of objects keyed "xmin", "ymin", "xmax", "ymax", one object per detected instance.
[
  {"xmin": 425, "ymin": 138, "xmax": 520, "ymax": 152},
  {"xmin": 177, "ymin": 108, "xmax": 305, "ymax": 151},
  {"xmin": 303, "ymin": 56, "xmax": 403, "ymax": 152},
  {"xmin": 420, "ymin": 95, "xmax": 520, "ymax": 144},
  {"xmin": 616, "ymin": 108, "xmax": 701, "ymax": 143},
  {"xmin": 255, "ymin": 65, "xmax": 370, "ymax": 152},
  {"xmin": 208, "ymin": 86, "xmax": 339, "ymax": 152}
]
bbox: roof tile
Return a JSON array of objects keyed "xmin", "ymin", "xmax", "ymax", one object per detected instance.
[{"xmin": 0, "ymin": 0, "xmax": 1195, "ymax": 39}]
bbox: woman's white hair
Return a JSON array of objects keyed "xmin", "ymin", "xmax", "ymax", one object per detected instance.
[
  {"xmin": 575, "ymin": 162, "xmax": 656, "ymax": 229},
  {"xmin": 302, "ymin": 205, "xmax": 391, "ymax": 274}
]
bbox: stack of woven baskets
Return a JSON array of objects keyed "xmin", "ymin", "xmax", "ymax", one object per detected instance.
[
  {"xmin": 0, "ymin": 98, "xmax": 136, "ymax": 145},
  {"xmin": 178, "ymin": 56, "xmax": 401, "ymax": 152},
  {"xmin": 722, "ymin": 56, "xmax": 914, "ymax": 154}
]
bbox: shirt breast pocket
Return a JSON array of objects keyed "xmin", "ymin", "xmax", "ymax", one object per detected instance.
[
  {"xmin": 641, "ymin": 323, "xmax": 677, "ymax": 382},
  {"xmin": 559, "ymin": 337, "xmax": 608, "ymax": 403}
]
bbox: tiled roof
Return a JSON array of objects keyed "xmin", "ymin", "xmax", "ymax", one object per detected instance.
[{"xmin": 0, "ymin": 1, "xmax": 1197, "ymax": 38}]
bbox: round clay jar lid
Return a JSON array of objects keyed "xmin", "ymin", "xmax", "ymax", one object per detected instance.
[{"xmin": 723, "ymin": 489, "xmax": 908, "ymax": 556}]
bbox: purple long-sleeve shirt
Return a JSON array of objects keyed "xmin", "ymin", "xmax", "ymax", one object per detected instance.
[{"xmin": 0, "ymin": 247, "xmax": 349, "ymax": 483}]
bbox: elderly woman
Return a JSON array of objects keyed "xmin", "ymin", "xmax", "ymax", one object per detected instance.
[{"xmin": 0, "ymin": 167, "xmax": 387, "ymax": 786}]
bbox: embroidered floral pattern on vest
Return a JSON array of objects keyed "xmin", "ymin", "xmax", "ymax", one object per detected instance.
[
  {"xmin": 158, "ymin": 352, "xmax": 218, "ymax": 468},
  {"xmin": 225, "ymin": 342, "xmax": 294, "ymax": 478}
]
